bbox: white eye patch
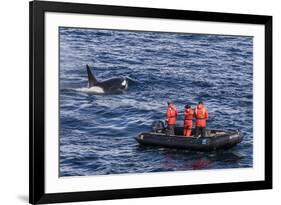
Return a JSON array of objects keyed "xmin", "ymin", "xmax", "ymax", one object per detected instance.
[{"xmin": 121, "ymin": 80, "xmax": 127, "ymax": 86}]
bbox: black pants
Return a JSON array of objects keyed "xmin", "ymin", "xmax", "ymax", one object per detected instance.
[
  {"xmin": 167, "ymin": 124, "xmax": 175, "ymax": 135},
  {"xmin": 195, "ymin": 126, "xmax": 206, "ymax": 138}
]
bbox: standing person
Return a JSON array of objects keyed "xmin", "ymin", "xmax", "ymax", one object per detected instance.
[
  {"xmin": 166, "ymin": 101, "xmax": 178, "ymax": 135},
  {"xmin": 183, "ymin": 105, "xmax": 194, "ymax": 137},
  {"xmin": 194, "ymin": 101, "xmax": 208, "ymax": 138}
]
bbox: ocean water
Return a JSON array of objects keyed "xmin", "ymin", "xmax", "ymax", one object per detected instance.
[{"xmin": 59, "ymin": 27, "xmax": 253, "ymax": 176}]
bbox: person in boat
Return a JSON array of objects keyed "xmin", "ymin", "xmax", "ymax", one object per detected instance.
[
  {"xmin": 183, "ymin": 105, "xmax": 194, "ymax": 137},
  {"xmin": 194, "ymin": 101, "xmax": 208, "ymax": 138},
  {"xmin": 165, "ymin": 101, "xmax": 178, "ymax": 135}
]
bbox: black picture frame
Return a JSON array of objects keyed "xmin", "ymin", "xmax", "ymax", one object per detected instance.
[{"xmin": 29, "ymin": 0, "xmax": 272, "ymax": 204}]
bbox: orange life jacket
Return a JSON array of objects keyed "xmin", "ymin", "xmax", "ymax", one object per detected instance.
[
  {"xmin": 194, "ymin": 104, "xmax": 208, "ymax": 127},
  {"xmin": 184, "ymin": 108, "xmax": 194, "ymax": 128},
  {"xmin": 166, "ymin": 104, "xmax": 178, "ymax": 125}
]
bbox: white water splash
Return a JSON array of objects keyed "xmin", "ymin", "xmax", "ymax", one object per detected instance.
[{"xmin": 76, "ymin": 87, "xmax": 105, "ymax": 94}]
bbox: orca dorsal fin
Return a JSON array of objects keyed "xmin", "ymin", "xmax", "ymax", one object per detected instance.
[{"xmin": 86, "ymin": 65, "xmax": 98, "ymax": 87}]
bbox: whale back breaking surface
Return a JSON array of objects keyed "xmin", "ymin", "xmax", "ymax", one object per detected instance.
[{"xmin": 98, "ymin": 78, "xmax": 126, "ymax": 91}]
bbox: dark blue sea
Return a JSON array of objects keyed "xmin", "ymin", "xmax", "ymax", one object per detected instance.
[{"xmin": 59, "ymin": 27, "xmax": 253, "ymax": 177}]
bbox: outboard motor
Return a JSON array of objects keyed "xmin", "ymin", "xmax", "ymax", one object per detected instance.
[{"xmin": 151, "ymin": 121, "xmax": 166, "ymax": 133}]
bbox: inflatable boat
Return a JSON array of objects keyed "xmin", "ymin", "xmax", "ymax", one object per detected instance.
[{"xmin": 135, "ymin": 121, "xmax": 243, "ymax": 152}]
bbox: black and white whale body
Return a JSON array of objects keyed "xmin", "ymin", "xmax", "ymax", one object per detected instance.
[{"xmin": 85, "ymin": 65, "xmax": 129, "ymax": 94}]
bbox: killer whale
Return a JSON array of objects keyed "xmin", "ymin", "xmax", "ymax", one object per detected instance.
[{"xmin": 85, "ymin": 65, "xmax": 128, "ymax": 93}]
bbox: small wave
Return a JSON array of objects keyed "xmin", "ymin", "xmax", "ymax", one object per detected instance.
[{"xmin": 126, "ymin": 76, "xmax": 139, "ymax": 84}]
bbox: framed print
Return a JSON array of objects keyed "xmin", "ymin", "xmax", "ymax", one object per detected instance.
[{"xmin": 29, "ymin": 0, "xmax": 272, "ymax": 204}]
